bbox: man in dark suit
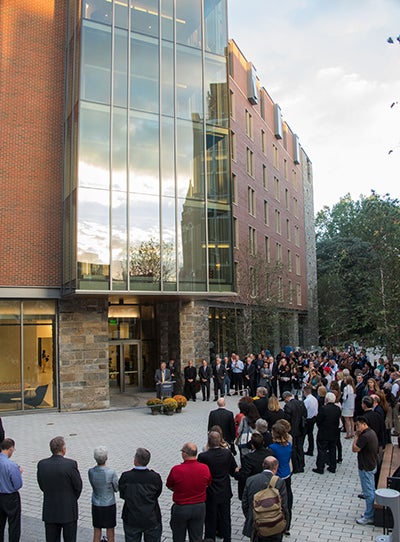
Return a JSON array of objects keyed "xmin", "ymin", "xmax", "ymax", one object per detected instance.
[
  {"xmin": 242, "ymin": 456, "xmax": 289, "ymax": 541},
  {"xmin": 254, "ymin": 387, "xmax": 269, "ymax": 419},
  {"xmin": 282, "ymin": 391, "xmax": 307, "ymax": 473},
  {"xmin": 119, "ymin": 447, "xmax": 163, "ymax": 542},
  {"xmin": 213, "ymin": 357, "xmax": 227, "ymax": 400},
  {"xmin": 312, "ymin": 392, "xmax": 341, "ymax": 474},
  {"xmin": 207, "ymin": 398, "xmax": 236, "ymax": 450},
  {"xmin": 37, "ymin": 436, "xmax": 82, "ymax": 542},
  {"xmin": 155, "ymin": 362, "xmax": 171, "ymax": 398},
  {"xmin": 199, "ymin": 359, "xmax": 212, "ymax": 401},
  {"xmin": 198, "ymin": 432, "xmax": 237, "ymax": 542},
  {"xmin": 234, "ymin": 432, "xmax": 273, "ymax": 500}
]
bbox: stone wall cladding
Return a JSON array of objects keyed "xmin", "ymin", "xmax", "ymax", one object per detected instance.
[
  {"xmin": 58, "ymin": 297, "xmax": 109, "ymax": 411},
  {"xmin": 179, "ymin": 301, "xmax": 209, "ymax": 366}
]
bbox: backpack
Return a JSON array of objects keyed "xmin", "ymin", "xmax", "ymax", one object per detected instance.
[{"xmin": 253, "ymin": 475, "xmax": 286, "ymax": 537}]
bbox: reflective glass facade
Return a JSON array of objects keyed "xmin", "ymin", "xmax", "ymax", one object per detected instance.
[
  {"xmin": 0, "ymin": 301, "xmax": 56, "ymax": 411},
  {"xmin": 64, "ymin": 0, "xmax": 232, "ymax": 293}
]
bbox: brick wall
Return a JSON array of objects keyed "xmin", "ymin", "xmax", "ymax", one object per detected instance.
[{"xmin": 0, "ymin": 1, "xmax": 66, "ymax": 287}]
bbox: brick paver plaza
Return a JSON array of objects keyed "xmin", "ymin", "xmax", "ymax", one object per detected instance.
[{"xmin": 3, "ymin": 396, "xmax": 385, "ymax": 541}]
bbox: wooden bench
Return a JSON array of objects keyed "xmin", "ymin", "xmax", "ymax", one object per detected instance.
[{"xmin": 374, "ymin": 442, "xmax": 400, "ymax": 526}]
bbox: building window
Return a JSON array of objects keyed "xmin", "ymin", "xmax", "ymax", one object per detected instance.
[
  {"xmin": 287, "ymin": 249, "xmax": 292, "ymax": 271},
  {"xmin": 265, "ymin": 236, "xmax": 270, "ymax": 263},
  {"xmin": 246, "ymin": 147, "xmax": 254, "ymax": 177},
  {"xmin": 261, "ymin": 129, "xmax": 266, "ymax": 154},
  {"xmin": 263, "ymin": 165, "xmax": 268, "ymax": 190},
  {"xmin": 273, "ymin": 144, "xmax": 278, "ymax": 169},
  {"xmin": 263, "ymin": 200, "xmax": 269, "ymax": 225},
  {"xmin": 234, "ymin": 261, "xmax": 239, "ymax": 289},
  {"xmin": 274, "ymin": 177, "xmax": 280, "ymax": 201},
  {"xmin": 0, "ymin": 300, "xmax": 56, "ymax": 411},
  {"xmin": 248, "ymin": 187, "xmax": 255, "ymax": 216},
  {"xmin": 288, "ymin": 280, "xmax": 293, "ymax": 304},
  {"xmin": 231, "ymin": 131, "xmax": 236, "ymax": 161},
  {"xmin": 245, "ymin": 110, "xmax": 253, "ymax": 139},
  {"xmin": 275, "ymin": 209, "xmax": 281, "ymax": 234},
  {"xmin": 233, "ymin": 217, "xmax": 239, "ymax": 248},
  {"xmin": 296, "ymin": 283, "xmax": 302, "ymax": 305},
  {"xmin": 250, "ymin": 267, "xmax": 257, "ymax": 297},
  {"xmin": 285, "ymin": 188, "xmax": 289, "ymax": 210},
  {"xmin": 229, "ymin": 90, "xmax": 235, "ymax": 119},
  {"xmin": 232, "ymin": 173, "xmax": 237, "ymax": 204},
  {"xmin": 286, "ymin": 218, "xmax": 290, "ymax": 241},
  {"xmin": 283, "ymin": 159, "xmax": 287, "ymax": 180},
  {"xmin": 294, "ymin": 225, "xmax": 300, "ymax": 247},
  {"xmin": 292, "ymin": 169, "xmax": 297, "ymax": 188},
  {"xmin": 276, "ymin": 242, "xmax": 282, "ymax": 264},
  {"xmin": 278, "ymin": 276, "xmax": 284, "ymax": 302},
  {"xmin": 295, "ymin": 254, "xmax": 301, "ymax": 275},
  {"xmin": 249, "ymin": 227, "xmax": 256, "ymax": 255},
  {"xmin": 293, "ymin": 197, "xmax": 299, "ymax": 217},
  {"xmin": 228, "ymin": 50, "xmax": 234, "ymax": 77}
]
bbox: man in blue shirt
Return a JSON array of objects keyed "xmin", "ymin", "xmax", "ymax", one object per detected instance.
[{"xmin": 0, "ymin": 438, "xmax": 23, "ymax": 542}]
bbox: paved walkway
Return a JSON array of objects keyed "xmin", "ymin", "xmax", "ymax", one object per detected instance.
[{"xmin": 2, "ymin": 394, "xmax": 385, "ymax": 541}]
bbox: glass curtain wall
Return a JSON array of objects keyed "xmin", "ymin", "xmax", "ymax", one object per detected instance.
[
  {"xmin": 0, "ymin": 301, "xmax": 56, "ymax": 411},
  {"xmin": 64, "ymin": 0, "xmax": 232, "ymax": 294}
]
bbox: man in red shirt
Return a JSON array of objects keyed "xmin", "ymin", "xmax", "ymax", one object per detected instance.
[{"xmin": 166, "ymin": 442, "xmax": 212, "ymax": 542}]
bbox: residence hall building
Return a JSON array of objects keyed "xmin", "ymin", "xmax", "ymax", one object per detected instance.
[
  {"xmin": 208, "ymin": 41, "xmax": 318, "ymax": 355},
  {"xmin": 0, "ymin": 1, "xmax": 317, "ymax": 413}
]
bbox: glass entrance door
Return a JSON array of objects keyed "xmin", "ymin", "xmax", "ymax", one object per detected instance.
[{"xmin": 109, "ymin": 341, "xmax": 142, "ymax": 392}]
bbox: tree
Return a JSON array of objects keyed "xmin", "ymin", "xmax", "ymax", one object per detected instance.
[
  {"xmin": 130, "ymin": 238, "xmax": 175, "ymax": 282},
  {"xmin": 316, "ymin": 192, "xmax": 400, "ymax": 353}
]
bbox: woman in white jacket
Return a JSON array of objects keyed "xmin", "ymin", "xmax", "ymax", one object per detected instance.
[{"xmin": 342, "ymin": 376, "xmax": 356, "ymax": 438}]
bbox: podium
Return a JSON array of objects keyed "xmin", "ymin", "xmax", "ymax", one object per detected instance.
[
  {"xmin": 157, "ymin": 380, "xmax": 175, "ymax": 399},
  {"xmin": 375, "ymin": 488, "xmax": 400, "ymax": 542}
]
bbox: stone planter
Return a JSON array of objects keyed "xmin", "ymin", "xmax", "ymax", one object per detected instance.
[
  {"xmin": 164, "ymin": 409, "xmax": 175, "ymax": 415},
  {"xmin": 175, "ymin": 407, "xmax": 182, "ymax": 413},
  {"xmin": 149, "ymin": 405, "xmax": 163, "ymax": 415}
]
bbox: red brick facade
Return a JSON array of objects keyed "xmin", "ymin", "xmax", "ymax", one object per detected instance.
[
  {"xmin": 0, "ymin": 1, "xmax": 66, "ymax": 287},
  {"xmin": 229, "ymin": 40, "xmax": 308, "ymax": 311}
]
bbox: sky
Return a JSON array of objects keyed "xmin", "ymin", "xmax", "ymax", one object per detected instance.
[{"xmin": 228, "ymin": 0, "xmax": 400, "ymax": 212}]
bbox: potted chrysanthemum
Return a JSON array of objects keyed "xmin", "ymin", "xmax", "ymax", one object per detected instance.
[
  {"xmin": 146, "ymin": 397, "xmax": 163, "ymax": 415},
  {"xmin": 162, "ymin": 397, "xmax": 178, "ymax": 415},
  {"xmin": 172, "ymin": 395, "xmax": 187, "ymax": 413}
]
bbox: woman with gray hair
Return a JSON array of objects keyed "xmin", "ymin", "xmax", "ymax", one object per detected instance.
[{"xmin": 88, "ymin": 446, "xmax": 119, "ymax": 542}]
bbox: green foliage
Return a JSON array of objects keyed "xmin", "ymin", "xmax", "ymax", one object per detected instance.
[{"xmin": 316, "ymin": 191, "xmax": 400, "ymax": 354}]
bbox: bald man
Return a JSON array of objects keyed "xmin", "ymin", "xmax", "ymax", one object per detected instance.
[{"xmin": 166, "ymin": 443, "xmax": 212, "ymax": 542}]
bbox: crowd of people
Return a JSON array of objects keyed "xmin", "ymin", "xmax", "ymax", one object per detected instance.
[{"xmin": 1, "ymin": 346, "xmax": 399, "ymax": 542}]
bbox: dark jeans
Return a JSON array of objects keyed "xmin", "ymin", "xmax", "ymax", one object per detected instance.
[
  {"xmin": 305, "ymin": 416, "xmax": 317, "ymax": 453},
  {"xmin": 44, "ymin": 521, "xmax": 77, "ymax": 542},
  {"xmin": 316, "ymin": 438, "xmax": 337, "ymax": 472},
  {"xmin": 123, "ymin": 522, "xmax": 162, "ymax": 542},
  {"xmin": 204, "ymin": 499, "xmax": 231, "ymax": 542},
  {"xmin": 0, "ymin": 492, "xmax": 21, "ymax": 542},
  {"xmin": 170, "ymin": 502, "xmax": 205, "ymax": 542}
]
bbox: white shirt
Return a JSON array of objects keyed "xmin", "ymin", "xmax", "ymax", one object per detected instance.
[{"xmin": 304, "ymin": 393, "xmax": 318, "ymax": 419}]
